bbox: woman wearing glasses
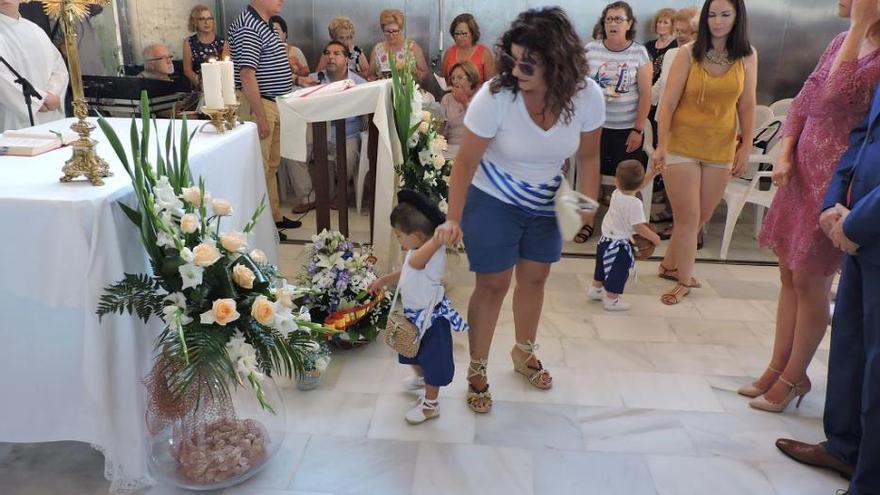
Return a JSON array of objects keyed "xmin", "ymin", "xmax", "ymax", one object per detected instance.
[
  {"xmin": 433, "ymin": 7, "xmax": 604, "ymax": 414},
  {"xmin": 581, "ymin": 1, "xmax": 652, "ymax": 244},
  {"xmin": 439, "ymin": 13, "xmax": 495, "ymax": 84},
  {"xmin": 182, "ymin": 4, "xmax": 228, "ymax": 90},
  {"xmin": 653, "ymin": 0, "xmax": 757, "ymax": 305},
  {"xmin": 368, "ymin": 8, "xmax": 429, "ymax": 82}
]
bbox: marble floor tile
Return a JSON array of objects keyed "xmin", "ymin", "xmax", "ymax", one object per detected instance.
[
  {"xmin": 679, "ymin": 412, "xmax": 792, "ymax": 462},
  {"xmin": 758, "ymin": 461, "xmax": 847, "ymax": 495},
  {"xmin": 540, "ymin": 311, "xmax": 598, "ymax": 339},
  {"xmin": 330, "ymin": 357, "xmax": 396, "ymax": 395},
  {"xmin": 706, "ymin": 278, "xmax": 780, "ymax": 301},
  {"xmin": 647, "ymin": 455, "xmax": 777, "ymax": 495},
  {"xmin": 561, "ymin": 339, "xmax": 655, "ymax": 372},
  {"xmin": 612, "ymin": 372, "xmax": 725, "ymax": 412},
  {"xmin": 411, "ymin": 443, "xmax": 533, "ymax": 495},
  {"xmin": 616, "ymin": 294, "xmax": 703, "ymax": 319},
  {"xmin": 521, "ymin": 368, "xmax": 623, "ymax": 408},
  {"xmin": 645, "ymin": 343, "xmax": 746, "ymax": 376},
  {"xmin": 367, "ymin": 393, "xmax": 476, "ymax": 444},
  {"xmin": 533, "ymin": 450, "xmax": 657, "ymax": 495},
  {"xmin": 592, "ymin": 315, "xmax": 676, "ymax": 342},
  {"xmin": 669, "ymin": 318, "xmax": 763, "ymax": 347},
  {"xmin": 290, "ymin": 437, "xmax": 417, "ymax": 495},
  {"xmin": 695, "ymin": 299, "xmax": 774, "ymax": 322},
  {"xmin": 577, "ymin": 408, "xmax": 696, "ymax": 455},
  {"xmin": 474, "ymin": 402, "xmax": 583, "ymax": 451},
  {"xmin": 283, "ymin": 390, "xmax": 377, "ymax": 438}
]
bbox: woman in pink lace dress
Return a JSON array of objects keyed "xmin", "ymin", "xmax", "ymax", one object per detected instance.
[{"xmin": 742, "ymin": 0, "xmax": 880, "ymax": 413}]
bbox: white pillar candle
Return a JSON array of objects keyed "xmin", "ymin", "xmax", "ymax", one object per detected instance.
[
  {"xmin": 220, "ymin": 59, "xmax": 237, "ymax": 105},
  {"xmin": 201, "ymin": 61, "xmax": 224, "ymax": 109}
]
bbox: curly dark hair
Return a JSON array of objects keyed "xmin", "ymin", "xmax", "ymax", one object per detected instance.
[
  {"xmin": 592, "ymin": 2, "xmax": 637, "ymax": 41},
  {"xmin": 491, "ymin": 7, "xmax": 588, "ymax": 125},
  {"xmin": 692, "ymin": 0, "xmax": 753, "ymax": 63}
]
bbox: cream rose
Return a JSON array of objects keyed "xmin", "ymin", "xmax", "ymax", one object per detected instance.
[
  {"xmin": 418, "ymin": 121, "xmax": 430, "ymax": 134},
  {"xmin": 192, "ymin": 243, "xmax": 221, "ymax": 267},
  {"xmin": 212, "ymin": 198, "xmax": 233, "ymax": 216},
  {"xmin": 249, "ymin": 249, "xmax": 267, "ymax": 264},
  {"xmin": 432, "ymin": 154, "xmax": 445, "ymax": 169},
  {"xmin": 180, "ymin": 213, "xmax": 200, "ymax": 234},
  {"xmin": 431, "ymin": 136, "xmax": 447, "ymax": 152},
  {"xmin": 421, "ymin": 110, "xmax": 432, "ymax": 123},
  {"xmin": 251, "ymin": 295, "xmax": 275, "ymax": 326},
  {"xmin": 220, "ymin": 231, "xmax": 247, "ymax": 252},
  {"xmin": 181, "ymin": 186, "xmax": 203, "ymax": 206},
  {"xmin": 211, "ymin": 299, "xmax": 240, "ymax": 326},
  {"xmin": 232, "ymin": 264, "xmax": 256, "ymax": 289}
]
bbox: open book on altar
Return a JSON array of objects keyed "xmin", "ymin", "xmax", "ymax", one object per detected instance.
[{"xmin": 0, "ymin": 129, "xmax": 78, "ymax": 157}]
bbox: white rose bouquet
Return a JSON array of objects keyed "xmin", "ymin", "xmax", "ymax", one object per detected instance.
[
  {"xmin": 95, "ymin": 93, "xmax": 330, "ymax": 413},
  {"xmin": 389, "ymin": 52, "xmax": 454, "ymax": 213}
]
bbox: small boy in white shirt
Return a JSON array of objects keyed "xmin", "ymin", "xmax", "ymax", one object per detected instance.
[{"xmin": 588, "ymin": 160, "xmax": 661, "ymax": 311}]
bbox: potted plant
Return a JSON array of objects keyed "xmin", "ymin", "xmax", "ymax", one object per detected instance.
[{"xmin": 295, "ymin": 339, "xmax": 332, "ymax": 391}]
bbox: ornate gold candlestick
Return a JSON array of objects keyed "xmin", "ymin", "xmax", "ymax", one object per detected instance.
[
  {"xmin": 201, "ymin": 107, "xmax": 227, "ymax": 134},
  {"xmin": 224, "ymin": 103, "xmax": 240, "ymax": 130},
  {"xmin": 30, "ymin": 0, "xmax": 113, "ymax": 186}
]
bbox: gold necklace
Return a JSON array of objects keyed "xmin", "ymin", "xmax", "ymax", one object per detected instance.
[{"xmin": 706, "ymin": 49, "xmax": 733, "ymax": 66}]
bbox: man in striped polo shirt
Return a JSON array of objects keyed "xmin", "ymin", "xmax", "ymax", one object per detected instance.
[{"xmin": 229, "ymin": 0, "xmax": 301, "ymax": 238}]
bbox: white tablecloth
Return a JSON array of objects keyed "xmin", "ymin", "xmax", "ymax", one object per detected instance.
[
  {"xmin": 0, "ymin": 117, "xmax": 277, "ymax": 494},
  {"xmin": 277, "ymin": 79, "xmax": 402, "ymax": 271}
]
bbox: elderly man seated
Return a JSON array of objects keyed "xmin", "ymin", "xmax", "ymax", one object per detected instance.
[{"xmin": 138, "ymin": 43, "xmax": 174, "ymax": 81}]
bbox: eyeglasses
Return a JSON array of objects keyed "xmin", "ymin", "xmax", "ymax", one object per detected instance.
[
  {"xmin": 147, "ymin": 55, "xmax": 173, "ymax": 62},
  {"xmin": 501, "ymin": 51, "xmax": 537, "ymax": 77},
  {"xmin": 604, "ymin": 16, "xmax": 630, "ymax": 24},
  {"xmin": 452, "ymin": 31, "xmax": 469, "ymax": 37},
  {"xmin": 197, "ymin": 16, "xmax": 214, "ymax": 21},
  {"xmin": 383, "ymin": 28, "xmax": 401, "ymax": 35}
]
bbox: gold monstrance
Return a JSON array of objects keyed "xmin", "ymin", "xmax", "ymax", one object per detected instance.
[{"xmin": 31, "ymin": 0, "xmax": 113, "ymax": 185}]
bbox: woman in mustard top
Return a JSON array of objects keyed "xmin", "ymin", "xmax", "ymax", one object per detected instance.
[{"xmin": 653, "ymin": 0, "xmax": 758, "ymax": 305}]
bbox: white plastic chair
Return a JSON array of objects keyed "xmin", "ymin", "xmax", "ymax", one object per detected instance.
[
  {"xmin": 597, "ymin": 119, "xmax": 655, "ymax": 220},
  {"xmin": 770, "ymin": 98, "xmax": 793, "ymax": 116},
  {"xmin": 718, "ymin": 143, "xmax": 781, "ymax": 259},
  {"xmin": 754, "ymin": 105, "xmax": 773, "ymax": 129}
]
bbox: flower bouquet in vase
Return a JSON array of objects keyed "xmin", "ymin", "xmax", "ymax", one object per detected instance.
[
  {"xmin": 96, "ymin": 93, "xmax": 331, "ymax": 490},
  {"xmin": 389, "ymin": 51, "xmax": 454, "ymax": 213},
  {"xmin": 298, "ymin": 229, "xmax": 390, "ymax": 348},
  {"xmin": 295, "ymin": 340, "xmax": 332, "ymax": 391}
]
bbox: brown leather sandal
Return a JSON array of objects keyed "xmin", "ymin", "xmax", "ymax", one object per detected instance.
[
  {"xmin": 466, "ymin": 359, "xmax": 492, "ymax": 414},
  {"xmin": 661, "ymin": 282, "xmax": 697, "ymax": 305},
  {"xmin": 573, "ymin": 224, "xmax": 594, "ymax": 243}
]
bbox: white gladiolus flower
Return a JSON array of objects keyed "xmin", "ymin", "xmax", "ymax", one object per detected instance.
[
  {"xmin": 178, "ymin": 263, "xmax": 204, "ymax": 290},
  {"xmin": 179, "ymin": 247, "xmax": 194, "ymax": 263},
  {"xmin": 226, "ymin": 332, "xmax": 264, "ymax": 380},
  {"xmin": 164, "ymin": 292, "xmax": 187, "ymax": 310},
  {"xmin": 418, "ymin": 149, "xmax": 433, "ymax": 167},
  {"xmin": 156, "ymin": 231, "xmax": 176, "ymax": 249},
  {"xmin": 154, "ymin": 176, "xmax": 184, "ymax": 213},
  {"xmin": 438, "ymin": 199, "xmax": 449, "ymax": 214}
]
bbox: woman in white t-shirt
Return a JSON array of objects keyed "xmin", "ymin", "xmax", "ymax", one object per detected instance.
[{"xmin": 434, "ymin": 7, "xmax": 605, "ymax": 414}]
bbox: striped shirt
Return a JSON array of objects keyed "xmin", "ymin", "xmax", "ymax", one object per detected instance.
[
  {"xmin": 586, "ymin": 40, "xmax": 650, "ymax": 129},
  {"xmin": 228, "ymin": 6, "xmax": 293, "ymax": 99}
]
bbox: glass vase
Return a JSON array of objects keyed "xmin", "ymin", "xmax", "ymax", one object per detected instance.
[{"xmin": 146, "ymin": 377, "xmax": 286, "ymax": 491}]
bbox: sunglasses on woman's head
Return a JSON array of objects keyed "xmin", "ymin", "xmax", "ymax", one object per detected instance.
[{"xmin": 500, "ymin": 51, "xmax": 537, "ymax": 77}]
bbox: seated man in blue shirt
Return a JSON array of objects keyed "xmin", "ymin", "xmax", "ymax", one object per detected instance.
[{"xmin": 288, "ymin": 41, "xmax": 367, "ymax": 214}]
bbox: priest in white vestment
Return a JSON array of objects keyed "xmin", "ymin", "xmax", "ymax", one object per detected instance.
[{"xmin": 0, "ymin": 0, "xmax": 69, "ymax": 132}]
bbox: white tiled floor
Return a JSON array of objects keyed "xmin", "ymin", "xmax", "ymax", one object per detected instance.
[{"xmin": 0, "ymin": 244, "xmax": 845, "ymax": 495}]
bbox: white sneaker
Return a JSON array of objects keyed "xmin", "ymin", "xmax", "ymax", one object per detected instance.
[
  {"xmin": 603, "ymin": 296, "xmax": 631, "ymax": 311},
  {"xmin": 402, "ymin": 375, "xmax": 426, "ymax": 391},
  {"xmin": 405, "ymin": 396, "xmax": 439, "ymax": 425},
  {"xmin": 587, "ymin": 286, "xmax": 606, "ymax": 301}
]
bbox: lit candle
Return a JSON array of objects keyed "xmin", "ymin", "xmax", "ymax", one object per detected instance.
[
  {"xmin": 201, "ymin": 60, "xmax": 224, "ymax": 109},
  {"xmin": 220, "ymin": 58, "xmax": 236, "ymax": 105}
]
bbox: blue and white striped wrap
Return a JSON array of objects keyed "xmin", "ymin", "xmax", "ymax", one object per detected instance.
[
  {"xmin": 403, "ymin": 297, "xmax": 469, "ymax": 340},
  {"xmin": 479, "ymin": 159, "xmax": 562, "ymax": 216},
  {"xmin": 600, "ymin": 235, "xmax": 637, "ymax": 280}
]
